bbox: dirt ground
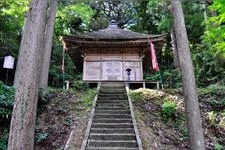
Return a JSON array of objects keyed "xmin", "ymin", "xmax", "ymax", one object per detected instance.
[
  {"xmin": 34, "ymin": 90, "xmax": 93, "ymax": 150},
  {"xmin": 132, "ymin": 88, "xmax": 225, "ymax": 150}
]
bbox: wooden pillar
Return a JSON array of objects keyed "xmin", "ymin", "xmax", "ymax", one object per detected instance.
[
  {"xmin": 100, "ymin": 52, "xmax": 103, "ymax": 81},
  {"xmin": 82, "ymin": 54, "xmax": 87, "ymax": 81},
  {"xmin": 122, "ymin": 53, "xmax": 125, "ymax": 81}
]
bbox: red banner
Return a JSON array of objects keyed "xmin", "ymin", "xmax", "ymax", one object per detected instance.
[{"xmin": 150, "ymin": 41, "xmax": 159, "ymax": 71}]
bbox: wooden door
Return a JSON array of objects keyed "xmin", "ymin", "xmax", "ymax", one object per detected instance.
[{"xmin": 103, "ymin": 61, "xmax": 123, "ymax": 81}]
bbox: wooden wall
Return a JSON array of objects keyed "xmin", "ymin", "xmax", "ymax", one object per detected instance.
[{"xmin": 83, "ymin": 53, "xmax": 144, "ymax": 81}]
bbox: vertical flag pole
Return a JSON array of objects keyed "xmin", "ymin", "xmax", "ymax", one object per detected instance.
[
  {"xmin": 158, "ymin": 69, "xmax": 164, "ymax": 89},
  {"xmin": 62, "ymin": 48, "xmax": 65, "ymax": 89}
]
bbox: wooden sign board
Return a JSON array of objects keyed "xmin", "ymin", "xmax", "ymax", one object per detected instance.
[{"xmin": 3, "ymin": 55, "xmax": 15, "ymax": 69}]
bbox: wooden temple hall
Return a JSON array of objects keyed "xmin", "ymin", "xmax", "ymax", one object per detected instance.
[{"xmin": 61, "ymin": 20, "xmax": 165, "ymax": 88}]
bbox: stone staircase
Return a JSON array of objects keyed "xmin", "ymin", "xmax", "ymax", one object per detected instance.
[{"xmin": 82, "ymin": 82, "xmax": 142, "ymax": 150}]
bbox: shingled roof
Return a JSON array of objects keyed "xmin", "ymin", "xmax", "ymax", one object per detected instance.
[
  {"xmin": 68, "ymin": 26, "xmax": 164, "ymax": 41},
  {"xmin": 62, "ymin": 20, "xmax": 166, "ymax": 42}
]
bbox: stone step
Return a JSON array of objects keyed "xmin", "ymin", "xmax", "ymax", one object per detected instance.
[
  {"xmin": 91, "ymin": 128, "xmax": 135, "ymax": 134},
  {"xmin": 91, "ymin": 123, "xmax": 133, "ymax": 128},
  {"xmin": 96, "ymin": 100, "xmax": 129, "ymax": 104},
  {"xmin": 94, "ymin": 114, "xmax": 131, "ymax": 119},
  {"xmin": 89, "ymin": 133, "xmax": 136, "ymax": 141},
  {"xmin": 95, "ymin": 104, "xmax": 129, "ymax": 108},
  {"xmin": 95, "ymin": 107, "xmax": 130, "ymax": 110},
  {"xmin": 99, "ymin": 92, "xmax": 127, "ymax": 95},
  {"xmin": 87, "ymin": 140, "xmax": 138, "ymax": 148},
  {"xmin": 101, "ymin": 83, "xmax": 124, "ymax": 87},
  {"xmin": 94, "ymin": 110, "xmax": 130, "ymax": 115},
  {"xmin": 86, "ymin": 147, "xmax": 139, "ymax": 150},
  {"xmin": 98, "ymin": 97, "xmax": 128, "ymax": 100},
  {"xmin": 101, "ymin": 84, "xmax": 124, "ymax": 86},
  {"xmin": 100, "ymin": 87, "xmax": 125, "ymax": 89},
  {"xmin": 92, "ymin": 118, "xmax": 132, "ymax": 123},
  {"xmin": 94, "ymin": 112, "xmax": 130, "ymax": 116},
  {"xmin": 98, "ymin": 93, "xmax": 127, "ymax": 96},
  {"xmin": 82, "ymin": 83, "xmax": 141, "ymax": 150},
  {"xmin": 99, "ymin": 90, "xmax": 126, "ymax": 94},
  {"xmin": 99, "ymin": 88, "xmax": 126, "ymax": 93}
]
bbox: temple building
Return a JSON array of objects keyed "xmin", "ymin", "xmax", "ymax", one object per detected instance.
[{"xmin": 61, "ymin": 21, "xmax": 165, "ymax": 85}]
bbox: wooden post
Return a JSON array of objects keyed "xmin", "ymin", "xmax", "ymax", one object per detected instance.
[
  {"xmin": 156, "ymin": 82, "xmax": 159, "ymax": 89},
  {"xmin": 65, "ymin": 80, "xmax": 69, "ymax": 90}
]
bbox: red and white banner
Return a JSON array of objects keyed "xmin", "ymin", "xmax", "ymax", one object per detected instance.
[{"xmin": 150, "ymin": 41, "xmax": 159, "ymax": 71}]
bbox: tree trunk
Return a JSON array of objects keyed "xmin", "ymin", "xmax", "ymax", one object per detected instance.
[
  {"xmin": 170, "ymin": 26, "xmax": 180, "ymax": 68},
  {"xmin": 39, "ymin": 0, "xmax": 57, "ymax": 88},
  {"xmin": 171, "ymin": 1, "xmax": 205, "ymax": 150},
  {"xmin": 8, "ymin": 1, "xmax": 48, "ymax": 150}
]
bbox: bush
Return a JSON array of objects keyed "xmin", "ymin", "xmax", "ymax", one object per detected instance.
[
  {"xmin": 129, "ymin": 91, "xmax": 143, "ymax": 102},
  {"xmin": 71, "ymin": 74, "xmax": 88, "ymax": 91},
  {"xmin": 161, "ymin": 100, "xmax": 176, "ymax": 122},
  {"xmin": 35, "ymin": 131, "xmax": 48, "ymax": 143},
  {"xmin": 82, "ymin": 89, "xmax": 97, "ymax": 107},
  {"xmin": 144, "ymin": 68, "xmax": 182, "ymax": 89},
  {"xmin": 38, "ymin": 88, "xmax": 54, "ymax": 106},
  {"xmin": 0, "ymin": 129, "xmax": 8, "ymax": 150},
  {"xmin": 0, "ymin": 81, "xmax": 15, "ymax": 120}
]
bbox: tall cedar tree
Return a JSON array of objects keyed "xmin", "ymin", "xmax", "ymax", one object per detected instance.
[
  {"xmin": 8, "ymin": 0, "xmax": 49, "ymax": 149},
  {"xmin": 171, "ymin": 1, "xmax": 205, "ymax": 149},
  {"xmin": 39, "ymin": 0, "xmax": 57, "ymax": 88}
]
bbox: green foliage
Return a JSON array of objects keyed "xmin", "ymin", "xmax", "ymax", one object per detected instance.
[
  {"xmin": 129, "ymin": 91, "xmax": 143, "ymax": 102},
  {"xmin": 183, "ymin": 2, "xmax": 205, "ymax": 44},
  {"xmin": 193, "ymin": 48, "xmax": 225, "ymax": 86},
  {"xmin": 174, "ymin": 116, "xmax": 188, "ymax": 140},
  {"xmin": 35, "ymin": 131, "xmax": 48, "ymax": 143},
  {"xmin": 56, "ymin": 2, "xmax": 95, "ymax": 35},
  {"xmin": 49, "ymin": 46, "xmax": 75, "ymax": 88},
  {"xmin": 64, "ymin": 116, "xmax": 73, "ymax": 126},
  {"xmin": 0, "ymin": 81, "xmax": 14, "ymax": 120},
  {"xmin": 71, "ymin": 74, "xmax": 88, "ymax": 91},
  {"xmin": 0, "ymin": 1, "xmax": 28, "ymax": 57},
  {"xmin": 199, "ymin": 84, "xmax": 225, "ymax": 95},
  {"xmin": 206, "ymin": 84, "xmax": 225, "ymax": 93},
  {"xmin": 130, "ymin": 1, "xmax": 171, "ymax": 34},
  {"xmin": 207, "ymin": 111, "xmax": 217, "ymax": 125},
  {"xmin": 38, "ymin": 88, "xmax": 52, "ymax": 106},
  {"xmin": 205, "ymin": 0, "xmax": 225, "ymax": 53},
  {"xmin": 162, "ymin": 69, "xmax": 182, "ymax": 88},
  {"xmin": 197, "ymin": 0, "xmax": 225, "ymax": 87},
  {"xmin": 82, "ymin": 89, "xmax": 97, "ymax": 107},
  {"xmin": 144, "ymin": 69, "xmax": 182, "ymax": 89},
  {"xmin": 161, "ymin": 100, "xmax": 176, "ymax": 122},
  {"xmin": 213, "ymin": 141, "xmax": 225, "ymax": 150},
  {"xmin": 0, "ymin": 129, "xmax": 8, "ymax": 150}
]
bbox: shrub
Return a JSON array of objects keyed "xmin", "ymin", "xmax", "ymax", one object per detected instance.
[
  {"xmin": 0, "ymin": 129, "xmax": 8, "ymax": 150},
  {"xmin": 207, "ymin": 111, "xmax": 217, "ymax": 125},
  {"xmin": 71, "ymin": 74, "xmax": 88, "ymax": 91},
  {"xmin": 161, "ymin": 100, "xmax": 176, "ymax": 122},
  {"xmin": 144, "ymin": 68, "xmax": 182, "ymax": 89},
  {"xmin": 83, "ymin": 89, "xmax": 97, "ymax": 107},
  {"xmin": 38, "ymin": 88, "xmax": 54, "ymax": 106},
  {"xmin": 35, "ymin": 131, "xmax": 48, "ymax": 143},
  {"xmin": 0, "ymin": 81, "xmax": 15, "ymax": 120},
  {"xmin": 129, "ymin": 91, "xmax": 143, "ymax": 102}
]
